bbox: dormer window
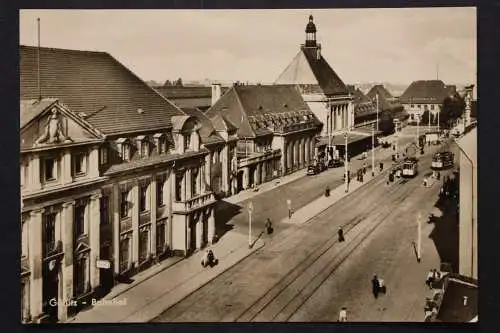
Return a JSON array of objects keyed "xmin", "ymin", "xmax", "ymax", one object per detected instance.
[
  {"xmin": 136, "ymin": 135, "xmax": 150, "ymax": 158},
  {"xmin": 153, "ymin": 133, "xmax": 167, "ymax": 154},
  {"xmin": 117, "ymin": 138, "xmax": 130, "ymax": 161},
  {"xmin": 100, "ymin": 145, "xmax": 108, "ymax": 165}
]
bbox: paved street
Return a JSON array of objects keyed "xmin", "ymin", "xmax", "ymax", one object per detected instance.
[
  {"xmin": 153, "ymin": 134, "xmax": 456, "ymax": 322},
  {"xmin": 215, "ymin": 129, "xmax": 418, "ymax": 243}
]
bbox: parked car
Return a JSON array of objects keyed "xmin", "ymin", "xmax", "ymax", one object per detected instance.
[
  {"xmin": 328, "ymin": 159, "xmax": 344, "ymax": 168},
  {"xmin": 307, "ymin": 164, "xmax": 320, "ymax": 176}
]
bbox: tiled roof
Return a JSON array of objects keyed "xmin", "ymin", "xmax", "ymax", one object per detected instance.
[
  {"xmin": 180, "ymin": 107, "xmax": 225, "ymax": 145},
  {"xmin": 348, "ymin": 87, "xmax": 377, "ymax": 117},
  {"xmin": 20, "ymin": 45, "xmax": 184, "ymax": 135},
  {"xmin": 275, "ymin": 47, "xmax": 349, "ymax": 96},
  {"xmin": 399, "ymin": 80, "xmax": 456, "ymax": 104},
  {"xmin": 153, "ymin": 86, "xmax": 229, "ymax": 99},
  {"xmin": 164, "ymin": 97, "xmax": 212, "ymax": 109},
  {"xmin": 366, "ymin": 85, "xmax": 404, "ymax": 112},
  {"xmin": 206, "ymin": 84, "xmax": 320, "ymax": 138},
  {"xmin": 300, "ymin": 47, "xmax": 349, "ymax": 96},
  {"xmin": 20, "ymin": 98, "xmax": 58, "ymax": 128},
  {"xmin": 210, "ymin": 114, "xmax": 238, "ymax": 133}
]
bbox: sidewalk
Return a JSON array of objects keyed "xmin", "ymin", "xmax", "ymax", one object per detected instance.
[
  {"xmin": 67, "ymin": 232, "xmax": 265, "ymax": 323},
  {"xmin": 65, "ymin": 139, "xmax": 415, "ymax": 323}
]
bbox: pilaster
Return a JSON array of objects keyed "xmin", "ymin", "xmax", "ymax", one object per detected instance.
[
  {"xmin": 112, "ymin": 184, "xmax": 120, "ymax": 275},
  {"xmin": 131, "ymin": 181, "xmax": 139, "ymax": 264},
  {"xmin": 62, "ymin": 149, "xmax": 72, "ymax": 183},
  {"xmin": 150, "ymin": 176, "xmax": 157, "ymax": 258},
  {"xmin": 89, "ymin": 194, "xmax": 101, "ymax": 289},
  {"xmin": 30, "ymin": 154, "xmax": 41, "ymax": 191},
  {"xmin": 208, "ymin": 208, "xmax": 215, "ymax": 244},
  {"xmin": 61, "ymin": 201, "xmax": 74, "ymax": 311},
  {"xmin": 29, "ymin": 208, "xmax": 44, "ymax": 319},
  {"xmin": 88, "ymin": 146, "xmax": 100, "ymax": 178}
]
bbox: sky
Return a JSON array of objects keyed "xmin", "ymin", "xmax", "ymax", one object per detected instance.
[{"xmin": 19, "ymin": 8, "xmax": 476, "ymax": 86}]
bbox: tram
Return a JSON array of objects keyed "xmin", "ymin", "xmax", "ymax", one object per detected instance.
[
  {"xmin": 402, "ymin": 157, "xmax": 418, "ymax": 178},
  {"xmin": 431, "ymin": 151, "xmax": 454, "ymax": 170}
]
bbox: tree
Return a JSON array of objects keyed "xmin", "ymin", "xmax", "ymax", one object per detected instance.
[
  {"xmin": 378, "ymin": 110, "xmax": 395, "ymax": 135},
  {"xmin": 175, "ymin": 77, "xmax": 183, "ymax": 87},
  {"xmin": 420, "ymin": 110, "xmax": 431, "ymax": 125},
  {"xmin": 440, "ymin": 94, "xmax": 465, "ymax": 129},
  {"xmin": 163, "ymin": 79, "xmax": 172, "ymax": 86}
]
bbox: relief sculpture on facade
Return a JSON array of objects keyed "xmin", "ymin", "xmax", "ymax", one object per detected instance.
[{"xmin": 34, "ymin": 108, "xmax": 73, "ymax": 146}]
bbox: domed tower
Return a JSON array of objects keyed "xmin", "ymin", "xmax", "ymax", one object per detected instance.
[{"xmin": 305, "ymin": 15, "xmax": 317, "ymax": 47}]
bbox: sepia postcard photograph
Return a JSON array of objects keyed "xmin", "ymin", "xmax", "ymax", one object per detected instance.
[{"xmin": 19, "ymin": 7, "xmax": 477, "ymax": 324}]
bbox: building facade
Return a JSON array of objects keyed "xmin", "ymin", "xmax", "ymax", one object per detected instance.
[
  {"xmin": 399, "ymin": 80, "xmax": 456, "ymax": 123},
  {"xmin": 20, "ymin": 46, "xmax": 230, "ymax": 323},
  {"xmin": 206, "ymin": 84, "xmax": 322, "ymax": 192},
  {"xmin": 274, "ymin": 15, "xmax": 354, "ymax": 142},
  {"xmin": 456, "ymin": 127, "xmax": 477, "ymax": 280}
]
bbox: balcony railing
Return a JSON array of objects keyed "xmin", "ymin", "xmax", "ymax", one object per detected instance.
[{"xmin": 172, "ymin": 192, "xmax": 215, "ymax": 213}]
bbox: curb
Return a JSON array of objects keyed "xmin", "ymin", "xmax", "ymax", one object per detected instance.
[{"xmin": 137, "ymin": 239, "xmax": 267, "ymax": 322}]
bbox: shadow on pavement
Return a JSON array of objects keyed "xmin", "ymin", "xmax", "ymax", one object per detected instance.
[
  {"xmin": 428, "ymin": 181, "xmax": 460, "ymax": 273},
  {"xmin": 214, "ymin": 200, "xmax": 242, "ymax": 240}
]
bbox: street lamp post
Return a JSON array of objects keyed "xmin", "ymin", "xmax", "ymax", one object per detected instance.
[
  {"xmin": 417, "ymin": 211, "xmax": 422, "ymax": 263},
  {"xmin": 416, "ymin": 114, "xmax": 420, "ymax": 145},
  {"xmin": 344, "ymin": 131, "xmax": 349, "ymax": 193},
  {"xmin": 248, "ymin": 201, "xmax": 253, "ymax": 248}
]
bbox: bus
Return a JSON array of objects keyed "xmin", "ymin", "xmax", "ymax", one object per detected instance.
[
  {"xmin": 431, "ymin": 151, "xmax": 454, "ymax": 170},
  {"xmin": 402, "ymin": 157, "xmax": 418, "ymax": 178}
]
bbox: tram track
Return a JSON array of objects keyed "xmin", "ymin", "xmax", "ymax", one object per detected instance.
[{"xmin": 153, "ymin": 155, "xmax": 435, "ymax": 322}]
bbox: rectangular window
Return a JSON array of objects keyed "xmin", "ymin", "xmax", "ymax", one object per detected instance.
[
  {"xmin": 120, "ymin": 190, "xmax": 130, "ymax": 218},
  {"xmin": 44, "ymin": 157, "xmax": 56, "ymax": 181},
  {"xmin": 73, "ymin": 152, "xmax": 87, "ymax": 176},
  {"xmin": 139, "ymin": 228, "xmax": 149, "ymax": 263},
  {"xmin": 100, "ymin": 147, "xmax": 108, "ymax": 165},
  {"xmin": 75, "ymin": 204, "xmax": 85, "ymax": 237},
  {"xmin": 140, "ymin": 184, "xmax": 149, "ymax": 212},
  {"xmin": 410, "ymin": 104, "xmax": 414, "ymax": 108},
  {"xmin": 21, "ymin": 220, "xmax": 28, "ymax": 257},
  {"xmin": 119, "ymin": 238, "xmax": 130, "ymax": 272},
  {"xmin": 418, "ymin": 104, "xmax": 421, "ymax": 109},
  {"xmin": 157, "ymin": 175, "xmax": 166, "ymax": 207},
  {"xmin": 100, "ymin": 196, "xmax": 109, "ymax": 225},
  {"xmin": 192, "ymin": 169, "xmax": 199, "ymax": 197},
  {"xmin": 121, "ymin": 144, "xmax": 130, "ymax": 161},
  {"xmin": 184, "ymin": 134, "xmax": 191, "ymax": 151},
  {"xmin": 43, "ymin": 213, "xmax": 56, "ymax": 255},
  {"xmin": 175, "ymin": 173, "xmax": 183, "ymax": 202},
  {"xmin": 141, "ymin": 141, "xmax": 149, "ymax": 157},
  {"xmin": 156, "ymin": 222, "xmax": 165, "ymax": 253},
  {"xmin": 431, "ymin": 104, "xmax": 435, "ymax": 110}
]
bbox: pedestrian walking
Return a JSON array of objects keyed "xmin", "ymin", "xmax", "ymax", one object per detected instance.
[
  {"xmin": 338, "ymin": 227, "xmax": 345, "ymax": 242},
  {"xmin": 372, "ymin": 275, "xmax": 380, "ymax": 299},
  {"xmin": 265, "ymin": 218, "xmax": 274, "ymax": 235},
  {"xmin": 338, "ymin": 307, "xmax": 348, "ymax": 322},
  {"xmin": 423, "ymin": 178, "xmax": 428, "ymax": 187},
  {"xmin": 425, "ymin": 269, "xmax": 435, "ymax": 289},
  {"xmin": 379, "ymin": 162, "xmax": 383, "ymax": 172}
]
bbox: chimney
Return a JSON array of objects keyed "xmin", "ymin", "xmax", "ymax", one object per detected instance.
[{"xmin": 211, "ymin": 83, "xmax": 222, "ymax": 106}]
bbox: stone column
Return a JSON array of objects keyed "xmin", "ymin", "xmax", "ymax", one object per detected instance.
[
  {"xmin": 61, "ymin": 201, "xmax": 74, "ymax": 315},
  {"xmin": 281, "ymin": 142, "xmax": 287, "ymax": 174},
  {"xmin": 89, "ymin": 194, "xmax": 101, "ymax": 289},
  {"xmin": 205, "ymin": 154, "xmax": 212, "ymax": 190},
  {"xmin": 200, "ymin": 165, "xmax": 206, "ymax": 193},
  {"xmin": 299, "ymin": 139, "xmax": 305, "ymax": 167},
  {"xmin": 186, "ymin": 169, "xmax": 192, "ymax": 200},
  {"xmin": 30, "ymin": 154, "xmax": 41, "ymax": 191},
  {"xmin": 88, "ymin": 146, "xmax": 100, "ymax": 178},
  {"xmin": 304, "ymin": 138, "xmax": 311, "ymax": 166},
  {"xmin": 195, "ymin": 214, "xmax": 202, "ymax": 249},
  {"xmin": 62, "ymin": 150, "xmax": 72, "ymax": 183},
  {"xmin": 208, "ymin": 208, "xmax": 215, "ymax": 244},
  {"xmin": 112, "ymin": 184, "xmax": 120, "ymax": 275},
  {"xmin": 150, "ymin": 177, "xmax": 157, "ymax": 258},
  {"xmin": 254, "ymin": 164, "xmax": 260, "ymax": 186},
  {"xmin": 131, "ymin": 181, "xmax": 139, "ymax": 265},
  {"xmin": 180, "ymin": 171, "xmax": 186, "ymax": 202},
  {"xmin": 261, "ymin": 162, "xmax": 267, "ymax": 182},
  {"xmin": 29, "ymin": 208, "xmax": 44, "ymax": 320}
]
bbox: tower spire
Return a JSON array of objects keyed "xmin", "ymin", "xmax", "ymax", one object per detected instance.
[{"xmin": 305, "ymin": 14, "xmax": 317, "ymax": 47}]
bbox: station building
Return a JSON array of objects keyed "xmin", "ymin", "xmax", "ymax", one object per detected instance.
[{"xmin": 20, "ymin": 45, "xmax": 234, "ymax": 323}]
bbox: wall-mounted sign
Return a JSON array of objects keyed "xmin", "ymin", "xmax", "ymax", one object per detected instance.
[{"xmin": 96, "ymin": 259, "xmax": 111, "ymax": 269}]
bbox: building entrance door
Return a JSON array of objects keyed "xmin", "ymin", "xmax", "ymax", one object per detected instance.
[
  {"xmin": 99, "ymin": 245, "xmax": 114, "ymax": 295},
  {"xmin": 42, "ymin": 261, "xmax": 59, "ymax": 322}
]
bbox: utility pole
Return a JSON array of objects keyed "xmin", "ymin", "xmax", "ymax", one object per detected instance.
[
  {"xmin": 344, "ymin": 131, "xmax": 349, "ymax": 193},
  {"xmin": 371, "ymin": 123, "xmax": 375, "ymax": 177},
  {"xmin": 248, "ymin": 201, "xmax": 253, "ymax": 248}
]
